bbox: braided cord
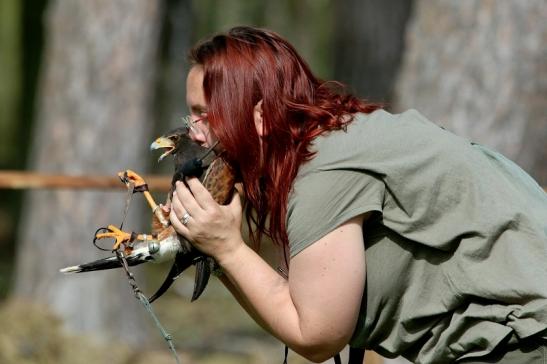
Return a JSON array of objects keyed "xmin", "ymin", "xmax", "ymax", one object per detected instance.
[{"xmin": 115, "ymin": 250, "xmax": 181, "ymax": 364}]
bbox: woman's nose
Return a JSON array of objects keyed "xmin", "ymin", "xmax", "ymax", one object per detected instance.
[{"xmin": 188, "ymin": 127, "xmax": 207, "ymax": 145}]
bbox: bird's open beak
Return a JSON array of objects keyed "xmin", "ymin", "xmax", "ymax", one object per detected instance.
[{"xmin": 150, "ymin": 137, "xmax": 176, "ymax": 162}]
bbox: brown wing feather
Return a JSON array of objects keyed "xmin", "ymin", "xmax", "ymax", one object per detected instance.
[{"xmin": 202, "ymin": 158, "xmax": 236, "ymax": 205}]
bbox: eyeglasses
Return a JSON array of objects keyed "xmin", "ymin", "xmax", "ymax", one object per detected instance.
[{"xmin": 181, "ymin": 114, "xmax": 207, "ymax": 135}]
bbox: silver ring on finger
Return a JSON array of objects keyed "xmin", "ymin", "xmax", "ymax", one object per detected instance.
[{"xmin": 181, "ymin": 212, "xmax": 191, "ymax": 226}]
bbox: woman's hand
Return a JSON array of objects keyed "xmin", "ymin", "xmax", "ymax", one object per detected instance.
[{"xmin": 169, "ymin": 178, "xmax": 244, "ymax": 261}]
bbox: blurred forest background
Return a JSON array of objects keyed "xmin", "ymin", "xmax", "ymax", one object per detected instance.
[{"xmin": 0, "ymin": 0, "xmax": 545, "ymax": 363}]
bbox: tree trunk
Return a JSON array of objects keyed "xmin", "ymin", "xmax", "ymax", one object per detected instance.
[
  {"xmin": 154, "ymin": 0, "xmax": 193, "ymax": 152},
  {"xmin": 333, "ymin": 2, "xmax": 414, "ymax": 363},
  {"xmin": 333, "ymin": 0, "xmax": 413, "ymax": 103},
  {"xmin": 14, "ymin": 0, "xmax": 162, "ymax": 345},
  {"xmin": 396, "ymin": 0, "xmax": 547, "ymax": 185}
]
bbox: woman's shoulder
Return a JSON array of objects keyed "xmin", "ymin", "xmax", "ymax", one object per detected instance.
[
  {"xmin": 350, "ymin": 108, "xmax": 445, "ymax": 135},
  {"xmin": 318, "ymin": 108, "xmax": 446, "ymax": 146},
  {"xmin": 302, "ymin": 108, "xmax": 453, "ymax": 174}
]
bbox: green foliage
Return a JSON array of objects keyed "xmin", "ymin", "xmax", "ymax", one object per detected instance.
[
  {"xmin": 191, "ymin": 0, "xmax": 335, "ymax": 78},
  {"xmin": 0, "ymin": 0, "xmax": 21, "ymax": 167},
  {"xmin": 0, "ymin": 0, "xmax": 48, "ymax": 299},
  {"xmin": 0, "ymin": 0, "xmax": 22, "ymax": 300}
]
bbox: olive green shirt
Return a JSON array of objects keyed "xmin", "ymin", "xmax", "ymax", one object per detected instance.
[{"xmin": 287, "ymin": 109, "xmax": 547, "ymax": 363}]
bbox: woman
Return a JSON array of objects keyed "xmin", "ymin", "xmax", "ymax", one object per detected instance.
[{"xmin": 167, "ymin": 26, "xmax": 547, "ymax": 363}]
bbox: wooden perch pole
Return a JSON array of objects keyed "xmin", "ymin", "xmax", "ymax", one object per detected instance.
[
  {"xmin": 0, "ymin": 170, "xmax": 172, "ymax": 192},
  {"xmin": 0, "ymin": 170, "xmax": 545, "ymax": 193}
]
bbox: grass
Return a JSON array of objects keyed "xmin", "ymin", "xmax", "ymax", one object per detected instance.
[{"xmin": 0, "ymin": 259, "xmax": 312, "ymax": 364}]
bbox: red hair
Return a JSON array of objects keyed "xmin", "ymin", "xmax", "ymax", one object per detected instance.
[{"xmin": 190, "ymin": 26, "xmax": 380, "ymax": 248}]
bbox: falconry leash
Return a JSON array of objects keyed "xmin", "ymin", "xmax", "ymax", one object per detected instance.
[{"xmin": 95, "ymin": 178, "xmax": 181, "ymax": 364}]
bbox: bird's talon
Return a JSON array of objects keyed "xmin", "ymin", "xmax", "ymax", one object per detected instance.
[
  {"xmin": 118, "ymin": 170, "xmax": 147, "ymax": 188},
  {"xmin": 94, "ymin": 224, "xmax": 132, "ymax": 251}
]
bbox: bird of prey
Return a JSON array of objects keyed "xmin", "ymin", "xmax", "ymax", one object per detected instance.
[{"xmin": 60, "ymin": 127, "xmax": 235, "ymax": 302}]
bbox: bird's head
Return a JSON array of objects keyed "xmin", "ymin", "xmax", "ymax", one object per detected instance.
[
  {"xmin": 150, "ymin": 127, "xmax": 188, "ymax": 162},
  {"xmin": 150, "ymin": 127, "xmax": 210, "ymax": 176}
]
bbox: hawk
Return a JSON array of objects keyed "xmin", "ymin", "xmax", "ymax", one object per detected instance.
[{"xmin": 60, "ymin": 127, "xmax": 235, "ymax": 302}]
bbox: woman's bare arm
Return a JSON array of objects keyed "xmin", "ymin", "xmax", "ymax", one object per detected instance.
[{"xmin": 170, "ymin": 178, "xmax": 366, "ymax": 362}]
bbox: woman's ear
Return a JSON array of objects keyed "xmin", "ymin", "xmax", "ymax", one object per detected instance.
[{"xmin": 253, "ymin": 100, "xmax": 264, "ymax": 136}]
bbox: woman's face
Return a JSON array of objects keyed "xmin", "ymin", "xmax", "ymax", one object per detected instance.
[{"xmin": 185, "ymin": 65, "xmax": 217, "ymax": 148}]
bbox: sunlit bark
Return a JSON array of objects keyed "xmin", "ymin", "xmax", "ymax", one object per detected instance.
[
  {"xmin": 396, "ymin": 0, "xmax": 547, "ymax": 184},
  {"xmin": 14, "ymin": 0, "xmax": 162, "ymax": 345}
]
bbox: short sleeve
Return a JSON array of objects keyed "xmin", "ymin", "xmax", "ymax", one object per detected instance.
[{"xmin": 287, "ymin": 169, "xmax": 385, "ymax": 257}]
